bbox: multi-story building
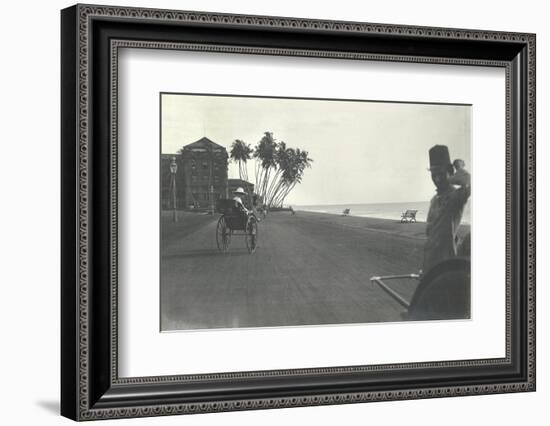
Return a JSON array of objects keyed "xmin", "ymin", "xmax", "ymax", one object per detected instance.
[{"xmin": 161, "ymin": 137, "xmax": 229, "ymax": 211}]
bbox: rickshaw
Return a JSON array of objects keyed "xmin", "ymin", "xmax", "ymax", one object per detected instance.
[
  {"xmin": 370, "ymin": 257, "xmax": 471, "ymax": 320},
  {"xmin": 216, "ymin": 199, "xmax": 258, "ymax": 254}
]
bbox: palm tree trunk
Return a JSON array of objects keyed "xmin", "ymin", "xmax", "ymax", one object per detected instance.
[
  {"xmin": 265, "ymin": 169, "xmax": 282, "ymax": 204},
  {"xmin": 241, "ymin": 162, "xmax": 249, "ymax": 184},
  {"xmin": 271, "ymin": 183, "xmax": 286, "ymax": 207},
  {"xmin": 275, "ymin": 182, "xmax": 297, "ymax": 207},
  {"xmin": 263, "ymin": 167, "xmax": 273, "ymax": 199},
  {"xmin": 281, "ymin": 182, "xmax": 298, "ymax": 205},
  {"xmin": 255, "ymin": 161, "xmax": 263, "ymax": 198},
  {"xmin": 268, "ymin": 176, "xmax": 287, "ymax": 207}
]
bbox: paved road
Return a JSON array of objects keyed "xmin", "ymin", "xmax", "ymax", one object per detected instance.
[{"xmin": 160, "ymin": 212, "xmax": 425, "ymax": 330}]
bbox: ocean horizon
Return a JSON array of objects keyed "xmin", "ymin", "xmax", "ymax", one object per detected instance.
[{"xmin": 294, "ymin": 201, "xmax": 471, "ymax": 224}]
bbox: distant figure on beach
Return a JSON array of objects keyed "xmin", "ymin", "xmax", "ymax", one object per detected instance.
[
  {"xmin": 289, "ymin": 205, "xmax": 295, "ymax": 215},
  {"xmin": 423, "ymin": 145, "xmax": 471, "ymax": 273},
  {"xmin": 232, "ymin": 187, "xmax": 250, "ymax": 214}
]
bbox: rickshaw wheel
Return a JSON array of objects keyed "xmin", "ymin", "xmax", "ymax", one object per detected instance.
[
  {"xmin": 245, "ymin": 216, "xmax": 258, "ymax": 254},
  {"xmin": 216, "ymin": 216, "xmax": 230, "ymax": 252},
  {"xmin": 408, "ymin": 257, "xmax": 470, "ymax": 320}
]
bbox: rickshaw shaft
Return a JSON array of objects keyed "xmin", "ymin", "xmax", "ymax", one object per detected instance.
[{"xmin": 371, "ymin": 278, "xmax": 411, "ymax": 309}]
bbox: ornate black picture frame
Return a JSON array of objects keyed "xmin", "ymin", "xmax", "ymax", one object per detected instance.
[{"xmin": 61, "ymin": 4, "xmax": 535, "ymax": 421}]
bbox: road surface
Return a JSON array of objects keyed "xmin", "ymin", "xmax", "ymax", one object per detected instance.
[{"xmin": 160, "ymin": 211, "xmax": 436, "ymax": 331}]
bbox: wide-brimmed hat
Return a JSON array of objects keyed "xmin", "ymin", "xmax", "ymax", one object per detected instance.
[
  {"xmin": 233, "ymin": 187, "xmax": 246, "ymax": 195},
  {"xmin": 428, "ymin": 145, "xmax": 453, "ymax": 173}
]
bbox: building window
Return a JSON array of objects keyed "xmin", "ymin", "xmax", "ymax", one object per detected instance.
[{"xmin": 202, "ymin": 161, "xmax": 208, "ymax": 170}]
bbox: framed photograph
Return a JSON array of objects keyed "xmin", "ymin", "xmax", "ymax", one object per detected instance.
[{"xmin": 61, "ymin": 4, "xmax": 536, "ymax": 421}]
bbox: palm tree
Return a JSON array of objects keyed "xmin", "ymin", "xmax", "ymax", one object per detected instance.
[
  {"xmin": 253, "ymin": 132, "xmax": 278, "ymax": 203},
  {"xmin": 229, "ymin": 139, "xmax": 253, "ymax": 183},
  {"xmin": 272, "ymin": 148, "xmax": 313, "ymax": 207},
  {"xmin": 265, "ymin": 142, "xmax": 292, "ymax": 206},
  {"xmin": 248, "ymin": 132, "xmax": 313, "ymax": 209},
  {"xmin": 264, "ymin": 141, "xmax": 287, "ymax": 204}
]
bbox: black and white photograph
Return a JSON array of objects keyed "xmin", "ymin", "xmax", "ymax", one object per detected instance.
[
  {"xmin": 160, "ymin": 93, "xmax": 472, "ymax": 331},
  {"xmin": 52, "ymin": 1, "xmax": 537, "ymax": 423}
]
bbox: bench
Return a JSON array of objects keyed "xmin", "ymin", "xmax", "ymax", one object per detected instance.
[
  {"xmin": 342, "ymin": 208, "xmax": 350, "ymax": 216},
  {"xmin": 401, "ymin": 209, "xmax": 418, "ymax": 223}
]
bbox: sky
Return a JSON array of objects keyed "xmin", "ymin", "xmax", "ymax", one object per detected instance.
[{"xmin": 161, "ymin": 93, "xmax": 471, "ymax": 206}]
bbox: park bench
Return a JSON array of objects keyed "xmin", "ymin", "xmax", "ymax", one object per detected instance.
[
  {"xmin": 400, "ymin": 209, "xmax": 418, "ymax": 223},
  {"xmin": 342, "ymin": 208, "xmax": 350, "ymax": 216}
]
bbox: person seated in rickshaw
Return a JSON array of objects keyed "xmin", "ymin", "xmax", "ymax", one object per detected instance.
[
  {"xmin": 232, "ymin": 187, "xmax": 251, "ymax": 215},
  {"xmin": 232, "ymin": 187, "xmax": 257, "ymax": 234}
]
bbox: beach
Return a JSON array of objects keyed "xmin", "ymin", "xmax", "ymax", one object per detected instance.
[
  {"xmin": 294, "ymin": 201, "xmax": 471, "ymax": 224},
  {"xmin": 160, "ymin": 210, "xmax": 470, "ymax": 331}
]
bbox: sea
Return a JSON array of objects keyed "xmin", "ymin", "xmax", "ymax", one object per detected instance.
[{"xmin": 294, "ymin": 201, "xmax": 471, "ymax": 225}]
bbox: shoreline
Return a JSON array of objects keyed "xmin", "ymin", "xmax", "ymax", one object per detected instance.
[
  {"xmin": 294, "ymin": 208, "xmax": 471, "ymax": 226},
  {"xmin": 289, "ymin": 209, "xmax": 470, "ymax": 241},
  {"xmin": 295, "ymin": 208, "xmax": 428, "ymax": 224}
]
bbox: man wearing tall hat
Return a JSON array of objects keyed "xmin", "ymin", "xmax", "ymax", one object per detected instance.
[{"xmin": 423, "ymin": 145, "xmax": 471, "ymax": 273}]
